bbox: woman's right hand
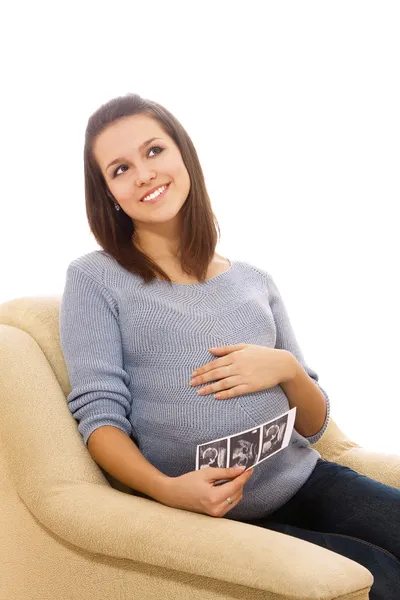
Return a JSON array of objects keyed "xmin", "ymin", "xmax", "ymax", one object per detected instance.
[{"xmin": 156, "ymin": 466, "xmax": 254, "ymax": 517}]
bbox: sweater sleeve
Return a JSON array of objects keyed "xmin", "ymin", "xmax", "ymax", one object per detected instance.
[
  {"xmin": 59, "ymin": 264, "xmax": 133, "ymax": 447},
  {"xmin": 266, "ymin": 272, "xmax": 331, "ymax": 445}
]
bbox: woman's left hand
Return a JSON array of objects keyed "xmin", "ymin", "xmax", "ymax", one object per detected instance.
[{"xmin": 190, "ymin": 344, "xmax": 296, "ymax": 400}]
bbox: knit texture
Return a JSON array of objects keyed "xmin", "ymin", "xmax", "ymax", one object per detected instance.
[{"xmin": 59, "ymin": 250, "xmax": 330, "ymax": 520}]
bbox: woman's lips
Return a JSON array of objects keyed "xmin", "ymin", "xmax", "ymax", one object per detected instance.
[{"xmin": 140, "ymin": 183, "xmax": 170, "ymax": 204}]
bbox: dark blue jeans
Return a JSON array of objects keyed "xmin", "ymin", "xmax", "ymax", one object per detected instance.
[{"xmin": 245, "ymin": 458, "xmax": 400, "ymax": 599}]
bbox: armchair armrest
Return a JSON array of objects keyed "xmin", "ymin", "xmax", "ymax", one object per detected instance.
[
  {"xmin": 38, "ymin": 482, "xmax": 373, "ymax": 598},
  {"xmin": 335, "ymin": 447, "xmax": 400, "ymax": 489},
  {"xmin": 312, "ymin": 418, "xmax": 400, "ymax": 489}
]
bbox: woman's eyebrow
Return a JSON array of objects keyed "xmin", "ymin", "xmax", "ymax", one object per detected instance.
[{"xmin": 106, "ymin": 137, "xmax": 163, "ymax": 171}]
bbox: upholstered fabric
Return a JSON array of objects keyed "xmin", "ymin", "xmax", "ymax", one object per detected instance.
[{"xmin": 1, "ymin": 295, "xmax": 399, "ymax": 599}]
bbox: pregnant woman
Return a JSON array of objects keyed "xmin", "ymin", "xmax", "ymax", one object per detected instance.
[{"xmin": 60, "ymin": 92, "xmax": 400, "ymax": 599}]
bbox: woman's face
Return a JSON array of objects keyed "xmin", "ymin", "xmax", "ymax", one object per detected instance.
[{"xmin": 93, "ymin": 114, "xmax": 191, "ymax": 226}]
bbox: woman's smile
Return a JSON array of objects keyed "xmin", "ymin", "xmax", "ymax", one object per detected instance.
[{"xmin": 140, "ymin": 183, "xmax": 170, "ymax": 204}]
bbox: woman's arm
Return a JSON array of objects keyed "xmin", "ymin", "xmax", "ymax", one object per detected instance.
[
  {"xmin": 264, "ymin": 269, "xmax": 331, "ymax": 444},
  {"xmin": 87, "ymin": 425, "xmax": 170, "ymax": 500},
  {"xmin": 281, "ymin": 354, "xmax": 328, "ymax": 438},
  {"xmin": 87, "ymin": 425, "xmax": 254, "ymax": 517}
]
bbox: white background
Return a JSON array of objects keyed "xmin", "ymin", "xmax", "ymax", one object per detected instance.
[{"xmin": 1, "ymin": 1, "xmax": 399, "ymax": 453}]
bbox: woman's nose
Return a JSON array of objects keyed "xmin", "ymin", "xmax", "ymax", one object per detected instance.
[{"xmin": 135, "ymin": 167, "xmax": 156, "ymax": 187}]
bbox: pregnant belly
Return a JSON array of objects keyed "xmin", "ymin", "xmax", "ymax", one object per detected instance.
[{"xmin": 131, "ymin": 386, "xmax": 291, "ymax": 477}]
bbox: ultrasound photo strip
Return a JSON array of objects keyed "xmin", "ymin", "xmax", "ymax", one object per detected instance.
[{"xmin": 196, "ymin": 407, "xmax": 297, "ymax": 473}]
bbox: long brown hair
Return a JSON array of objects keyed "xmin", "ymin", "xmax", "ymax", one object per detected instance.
[{"xmin": 84, "ymin": 93, "xmax": 221, "ymax": 284}]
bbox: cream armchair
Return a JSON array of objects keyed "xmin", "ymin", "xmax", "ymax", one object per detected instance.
[{"xmin": 1, "ymin": 296, "xmax": 399, "ymax": 600}]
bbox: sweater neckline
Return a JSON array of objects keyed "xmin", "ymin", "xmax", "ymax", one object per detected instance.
[{"xmin": 154, "ymin": 258, "xmax": 235, "ymax": 288}]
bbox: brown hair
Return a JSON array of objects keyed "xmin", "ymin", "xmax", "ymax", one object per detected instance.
[{"xmin": 84, "ymin": 93, "xmax": 221, "ymax": 284}]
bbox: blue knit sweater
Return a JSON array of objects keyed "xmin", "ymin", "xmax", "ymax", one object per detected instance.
[{"xmin": 59, "ymin": 250, "xmax": 330, "ymax": 521}]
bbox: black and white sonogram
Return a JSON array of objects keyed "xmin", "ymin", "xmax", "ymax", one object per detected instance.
[
  {"xmin": 197, "ymin": 437, "xmax": 228, "ymax": 469},
  {"xmin": 195, "ymin": 408, "xmax": 296, "ymax": 474},
  {"xmin": 229, "ymin": 427, "xmax": 261, "ymax": 469},
  {"xmin": 259, "ymin": 414, "xmax": 288, "ymax": 462}
]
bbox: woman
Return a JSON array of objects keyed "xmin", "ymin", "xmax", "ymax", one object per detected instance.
[{"xmin": 59, "ymin": 93, "xmax": 400, "ymax": 598}]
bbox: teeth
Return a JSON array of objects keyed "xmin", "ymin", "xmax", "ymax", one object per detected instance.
[{"xmin": 142, "ymin": 185, "xmax": 167, "ymax": 202}]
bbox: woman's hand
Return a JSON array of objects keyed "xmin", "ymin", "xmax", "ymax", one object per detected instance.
[
  {"xmin": 157, "ymin": 466, "xmax": 254, "ymax": 517},
  {"xmin": 190, "ymin": 344, "xmax": 296, "ymax": 400}
]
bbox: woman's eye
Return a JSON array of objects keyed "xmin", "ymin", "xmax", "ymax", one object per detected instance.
[
  {"xmin": 114, "ymin": 164, "xmax": 128, "ymax": 177},
  {"xmin": 148, "ymin": 145, "xmax": 163, "ymax": 157},
  {"xmin": 113, "ymin": 146, "xmax": 164, "ymax": 178}
]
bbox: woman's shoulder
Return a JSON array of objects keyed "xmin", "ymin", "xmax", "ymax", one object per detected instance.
[
  {"xmin": 66, "ymin": 250, "xmax": 118, "ymax": 285},
  {"xmin": 232, "ymin": 259, "xmax": 273, "ymax": 284}
]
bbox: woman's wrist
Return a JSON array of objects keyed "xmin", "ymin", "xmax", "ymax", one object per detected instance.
[{"xmin": 148, "ymin": 472, "xmax": 174, "ymax": 504}]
